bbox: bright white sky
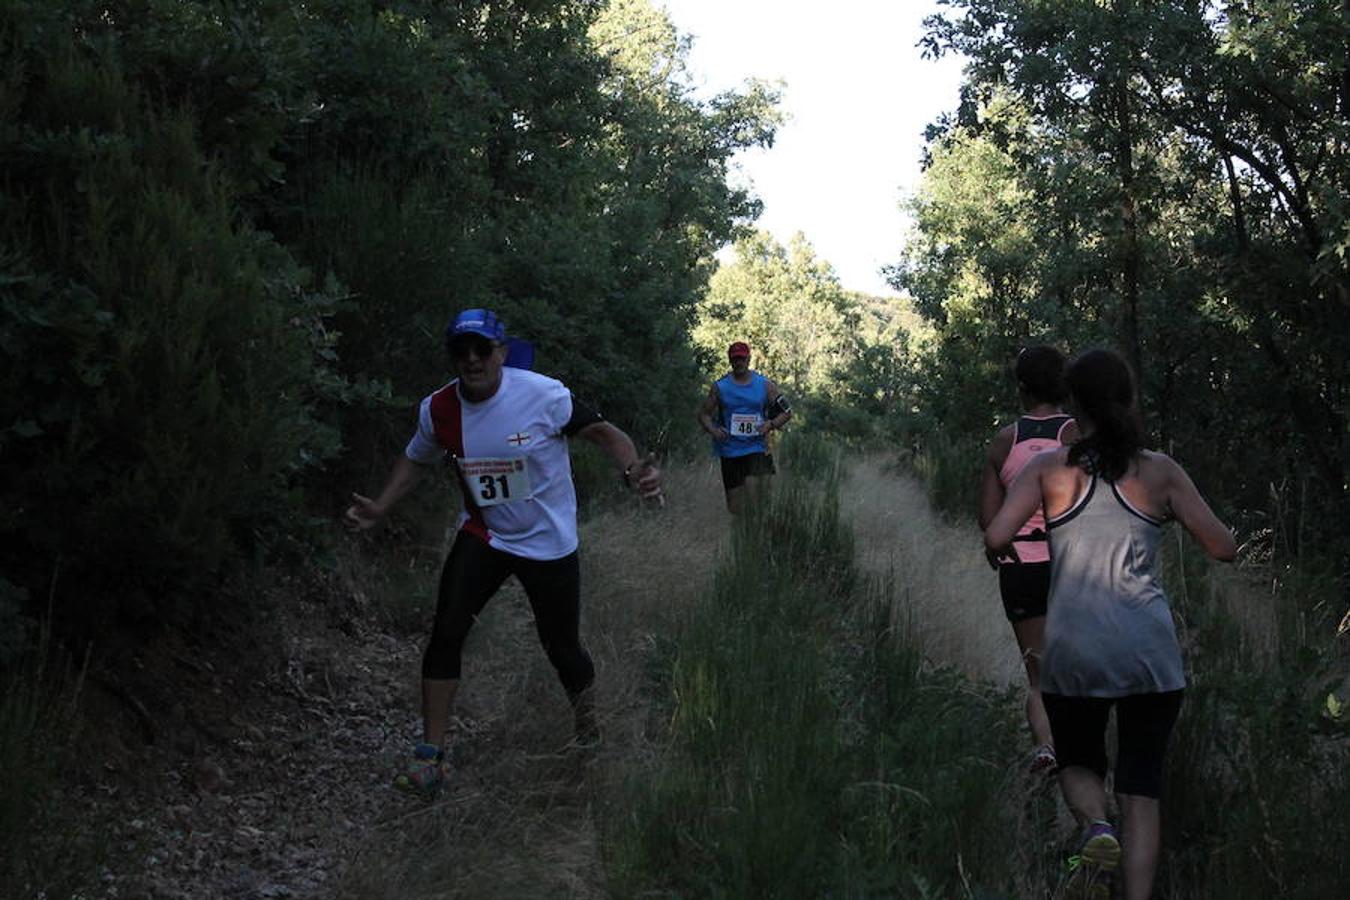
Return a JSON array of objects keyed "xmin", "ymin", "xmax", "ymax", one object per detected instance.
[{"xmin": 660, "ymin": 0, "xmax": 966, "ymax": 297}]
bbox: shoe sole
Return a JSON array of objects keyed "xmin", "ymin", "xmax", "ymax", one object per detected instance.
[
  {"xmin": 1081, "ymin": 833, "xmax": 1120, "ymax": 871},
  {"xmin": 1063, "ymin": 833, "xmax": 1119, "ymax": 900}
]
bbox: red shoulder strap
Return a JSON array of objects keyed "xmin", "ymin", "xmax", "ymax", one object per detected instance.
[{"xmin": 428, "ymin": 384, "xmax": 489, "ymax": 542}]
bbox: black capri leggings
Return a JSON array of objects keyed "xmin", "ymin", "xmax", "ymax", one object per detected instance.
[
  {"xmin": 422, "ymin": 531, "xmax": 595, "ymax": 696},
  {"xmin": 1042, "ymin": 690, "xmax": 1184, "ymax": 798}
]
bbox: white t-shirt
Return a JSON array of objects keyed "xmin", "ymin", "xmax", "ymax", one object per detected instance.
[{"xmin": 405, "ymin": 367, "xmax": 579, "ymax": 560}]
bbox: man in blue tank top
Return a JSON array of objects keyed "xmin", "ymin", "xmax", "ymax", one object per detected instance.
[{"xmin": 696, "ymin": 341, "xmax": 792, "ymax": 513}]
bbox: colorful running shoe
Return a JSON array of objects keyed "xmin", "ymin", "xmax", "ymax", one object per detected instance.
[
  {"xmin": 393, "ymin": 742, "xmax": 447, "ymax": 796},
  {"xmin": 1030, "ymin": 742, "xmax": 1058, "ymax": 775},
  {"xmin": 1063, "ymin": 820, "xmax": 1119, "ymax": 900}
]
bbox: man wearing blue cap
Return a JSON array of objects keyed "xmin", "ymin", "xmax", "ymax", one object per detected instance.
[{"xmin": 345, "ymin": 308, "xmax": 662, "ymax": 794}]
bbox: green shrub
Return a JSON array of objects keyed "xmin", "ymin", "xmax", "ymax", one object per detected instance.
[
  {"xmin": 0, "ymin": 11, "xmax": 340, "ymax": 629},
  {"xmin": 1161, "ymin": 550, "xmax": 1350, "ymax": 897},
  {"xmin": 910, "ymin": 430, "xmax": 986, "ymax": 521}
]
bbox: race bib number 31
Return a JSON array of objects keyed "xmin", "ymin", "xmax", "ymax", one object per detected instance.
[
  {"xmin": 729, "ymin": 413, "xmax": 762, "ymax": 436},
  {"xmin": 459, "ymin": 457, "xmax": 531, "ymax": 506}
]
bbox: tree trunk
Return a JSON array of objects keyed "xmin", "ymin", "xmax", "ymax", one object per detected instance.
[
  {"xmin": 1114, "ymin": 75, "xmax": 1142, "ymax": 378},
  {"xmin": 1222, "ymin": 154, "xmax": 1249, "ymax": 252}
]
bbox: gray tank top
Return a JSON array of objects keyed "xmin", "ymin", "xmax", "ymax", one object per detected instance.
[{"xmin": 1041, "ymin": 474, "xmax": 1185, "ymax": 697}]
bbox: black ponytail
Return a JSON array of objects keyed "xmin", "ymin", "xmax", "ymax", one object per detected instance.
[
  {"xmin": 1014, "ymin": 344, "xmax": 1068, "ymax": 404},
  {"xmin": 1065, "ymin": 348, "xmax": 1145, "ymax": 481}
]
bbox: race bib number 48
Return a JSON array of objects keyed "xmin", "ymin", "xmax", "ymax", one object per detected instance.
[
  {"xmin": 459, "ymin": 457, "xmax": 531, "ymax": 506},
  {"xmin": 729, "ymin": 413, "xmax": 762, "ymax": 436}
]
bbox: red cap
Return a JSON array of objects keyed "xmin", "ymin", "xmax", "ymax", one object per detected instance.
[{"xmin": 728, "ymin": 341, "xmax": 751, "ymax": 358}]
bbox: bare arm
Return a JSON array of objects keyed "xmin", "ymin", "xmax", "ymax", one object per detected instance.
[
  {"xmin": 345, "ymin": 454, "xmax": 428, "ymax": 530},
  {"xmin": 978, "ymin": 426, "xmax": 1014, "ymax": 530},
  {"xmin": 759, "ymin": 380, "xmax": 792, "ymax": 434},
  {"xmin": 1161, "ymin": 455, "xmax": 1237, "ymax": 561},
  {"xmin": 697, "ymin": 385, "xmax": 728, "ymax": 442},
  {"xmin": 574, "ymin": 421, "xmax": 663, "ymax": 499},
  {"xmin": 984, "ymin": 455, "xmax": 1049, "ymax": 562}
]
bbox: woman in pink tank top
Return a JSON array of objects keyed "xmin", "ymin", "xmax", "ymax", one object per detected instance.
[{"xmin": 979, "ymin": 345, "xmax": 1079, "ymax": 773}]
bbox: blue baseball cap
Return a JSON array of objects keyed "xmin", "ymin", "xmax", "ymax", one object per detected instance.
[{"xmin": 446, "ymin": 308, "xmax": 506, "ymax": 343}]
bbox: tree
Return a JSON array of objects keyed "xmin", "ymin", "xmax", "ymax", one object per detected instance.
[
  {"xmin": 693, "ymin": 230, "xmax": 920, "ymax": 438},
  {"xmin": 693, "ymin": 231, "xmax": 857, "ymax": 397},
  {"xmin": 0, "ymin": 0, "xmax": 784, "ymax": 639},
  {"xmin": 909, "ymin": 0, "xmax": 1348, "ymax": 539}
]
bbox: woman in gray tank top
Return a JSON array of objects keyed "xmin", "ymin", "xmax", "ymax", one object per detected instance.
[{"xmin": 984, "ymin": 349, "xmax": 1236, "ymax": 900}]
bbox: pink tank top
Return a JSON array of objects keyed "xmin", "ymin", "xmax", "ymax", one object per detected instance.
[{"xmin": 998, "ymin": 414, "xmax": 1074, "ymax": 564}]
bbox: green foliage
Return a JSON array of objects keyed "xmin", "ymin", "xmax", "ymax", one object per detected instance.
[
  {"xmin": 272, "ymin": 0, "xmax": 782, "ymax": 458},
  {"xmin": 910, "ymin": 431, "xmax": 987, "ymax": 521},
  {"xmin": 1160, "ymin": 547, "xmax": 1350, "ymax": 897},
  {"xmin": 906, "ymin": 0, "xmax": 1349, "ymax": 545},
  {"xmin": 892, "ymin": 12, "xmax": 1350, "ymax": 890},
  {"xmin": 0, "ymin": 2, "xmax": 342, "ymax": 630},
  {"xmin": 692, "ymin": 230, "xmax": 924, "ymax": 442},
  {"xmin": 0, "ymin": 0, "xmax": 781, "ymax": 636},
  {"xmin": 693, "ymin": 231, "xmax": 859, "ymax": 398}
]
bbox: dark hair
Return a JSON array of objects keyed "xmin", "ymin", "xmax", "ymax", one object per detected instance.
[
  {"xmin": 1065, "ymin": 348, "xmax": 1145, "ymax": 481},
  {"xmin": 1014, "ymin": 345, "xmax": 1068, "ymax": 403}
]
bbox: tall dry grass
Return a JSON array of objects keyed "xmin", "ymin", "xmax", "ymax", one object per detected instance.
[
  {"xmin": 0, "ymin": 624, "xmax": 98, "ymax": 898},
  {"xmin": 843, "ymin": 454, "xmax": 1079, "ymax": 897},
  {"xmin": 841, "ymin": 454, "xmax": 1020, "ymax": 687},
  {"xmin": 608, "ymin": 441, "xmax": 1025, "ymax": 897}
]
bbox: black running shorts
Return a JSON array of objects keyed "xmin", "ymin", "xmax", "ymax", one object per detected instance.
[
  {"xmin": 422, "ymin": 530, "xmax": 594, "ymax": 696},
  {"xmin": 1042, "ymin": 690, "xmax": 1184, "ymax": 798},
  {"xmin": 998, "ymin": 560, "xmax": 1051, "ymax": 623},
  {"xmin": 719, "ymin": 452, "xmax": 776, "ymax": 491}
]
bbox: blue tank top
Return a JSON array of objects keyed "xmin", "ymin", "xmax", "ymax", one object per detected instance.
[{"xmin": 714, "ymin": 372, "xmax": 769, "ymax": 458}]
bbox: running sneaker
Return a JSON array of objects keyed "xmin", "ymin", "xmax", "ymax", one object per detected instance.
[
  {"xmin": 1029, "ymin": 742, "xmax": 1058, "ymax": 775},
  {"xmin": 1063, "ymin": 820, "xmax": 1120, "ymax": 900},
  {"xmin": 393, "ymin": 742, "xmax": 448, "ymax": 796}
]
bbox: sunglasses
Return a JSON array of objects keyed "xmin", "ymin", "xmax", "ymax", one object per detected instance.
[{"xmin": 449, "ymin": 336, "xmax": 501, "ymax": 360}]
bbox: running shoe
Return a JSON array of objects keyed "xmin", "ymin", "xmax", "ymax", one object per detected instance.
[
  {"xmin": 1063, "ymin": 820, "xmax": 1119, "ymax": 900},
  {"xmin": 1030, "ymin": 742, "xmax": 1058, "ymax": 775},
  {"xmin": 393, "ymin": 742, "xmax": 448, "ymax": 796}
]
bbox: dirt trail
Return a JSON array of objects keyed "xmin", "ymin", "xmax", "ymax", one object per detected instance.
[
  {"xmin": 841, "ymin": 454, "xmax": 1022, "ymax": 687},
  {"xmin": 70, "ymin": 454, "xmax": 1009, "ymax": 899}
]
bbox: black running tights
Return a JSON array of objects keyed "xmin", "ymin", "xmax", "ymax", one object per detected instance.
[{"xmin": 421, "ymin": 531, "xmax": 594, "ymax": 696}]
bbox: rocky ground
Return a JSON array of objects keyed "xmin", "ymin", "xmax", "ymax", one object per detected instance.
[{"xmin": 72, "ymin": 562, "xmax": 430, "ymax": 900}]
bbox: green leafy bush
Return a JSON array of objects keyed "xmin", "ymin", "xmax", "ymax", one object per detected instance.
[{"xmin": 0, "ymin": 4, "xmax": 340, "ymax": 629}]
